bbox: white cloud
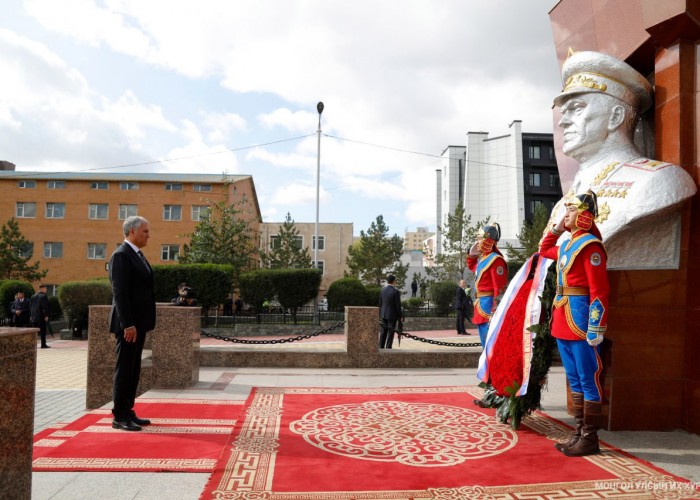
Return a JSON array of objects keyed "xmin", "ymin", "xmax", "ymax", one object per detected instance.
[
  {"xmin": 202, "ymin": 111, "xmax": 247, "ymax": 143},
  {"xmin": 258, "ymin": 108, "xmax": 317, "ymax": 133}
]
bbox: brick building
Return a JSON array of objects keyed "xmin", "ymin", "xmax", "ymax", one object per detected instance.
[
  {"xmin": 0, "ymin": 169, "xmax": 261, "ymax": 293},
  {"xmin": 259, "ymin": 222, "xmax": 353, "ymax": 298}
]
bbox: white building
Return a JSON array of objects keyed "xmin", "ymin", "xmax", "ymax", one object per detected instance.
[{"xmin": 436, "ymin": 120, "xmax": 559, "ymax": 256}]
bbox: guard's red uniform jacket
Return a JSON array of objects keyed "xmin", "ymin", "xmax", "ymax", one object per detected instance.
[
  {"xmin": 466, "ymin": 250, "xmax": 507, "ymax": 325},
  {"xmin": 539, "ymin": 229, "xmax": 609, "ymax": 341}
]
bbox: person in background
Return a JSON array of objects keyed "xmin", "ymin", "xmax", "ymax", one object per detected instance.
[
  {"xmin": 454, "ymin": 279, "xmax": 469, "ymax": 335},
  {"xmin": 223, "ymin": 294, "xmax": 233, "ymax": 316},
  {"xmin": 171, "ymin": 283, "xmax": 190, "ymax": 305},
  {"xmin": 411, "ymin": 279, "xmax": 418, "ymax": 298},
  {"xmin": 30, "ymin": 284, "xmax": 50, "ymax": 348},
  {"xmin": 378, "ymin": 274, "xmax": 402, "ymax": 349},
  {"xmin": 10, "ymin": 290, "xmax": 31, "ymax": 328},
  {"xmin": 175, "ymin": 288, "xmax": 197, "ymax": 306}
]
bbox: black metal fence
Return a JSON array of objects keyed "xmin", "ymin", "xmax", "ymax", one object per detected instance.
[{"xmin": 202, "ymin": 304, "xmax": 456, "ymax": 326}]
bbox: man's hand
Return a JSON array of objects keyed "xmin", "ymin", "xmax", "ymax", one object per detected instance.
[
  {"xmin": 124, "ymin": 326, "xmax": 138, "ymax": 343},
  {"xmin": 469, "ymin": 242, "xmax": 480, "ymax": 256},
  {"xmin": 586, "ymin": 331, "xmax": 604, "ymax": 347}
]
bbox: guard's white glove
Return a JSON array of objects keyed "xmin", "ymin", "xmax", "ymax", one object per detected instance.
[
  {"xmin": 469, "ymin": 242, "xmax": 480, "ymax": 256},
  {"xmin": 586, "ymin": 332, "xmax": 604, "ymax": 347},
  {"xmin": 553, "ymin": 215, "xmax": 566, "ymax": 235}
]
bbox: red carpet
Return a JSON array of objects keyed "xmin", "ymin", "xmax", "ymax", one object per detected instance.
[
  {"xmin": 33, "ymin": 398, "xmax": 243, "ymax": 472},
  {"xmin": 202, "ymin": 386, "xmax": 698, "ymax": 499}
]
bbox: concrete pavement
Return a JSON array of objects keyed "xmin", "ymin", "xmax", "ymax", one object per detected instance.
[{"xmin": 32, "ymin": 335, "xmax": 700, "ymax": 499}]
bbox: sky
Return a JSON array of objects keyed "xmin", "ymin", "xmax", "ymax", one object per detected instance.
[{"xmin": 0, "ymin": 0, "xmax": 562, "ymax": 237}]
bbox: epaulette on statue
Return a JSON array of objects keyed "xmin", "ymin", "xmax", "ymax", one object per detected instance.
[{"xmin": 624, "ymin": 158, "xmax": 673, "ymax": 172}]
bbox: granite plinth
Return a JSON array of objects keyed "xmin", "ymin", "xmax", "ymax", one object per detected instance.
[
  {"xmin": 86, "ymin": 304, "xmax": 200, "ymax": 409},
  {"xmin": 200, "ymin": 307, "xmax": 481, "ymax": 369},
  {"xmin": 0, "ymin": 327, "xmax": 37, "ymax": 498}
]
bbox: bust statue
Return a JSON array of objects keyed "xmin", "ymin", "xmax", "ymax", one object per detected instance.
[{"xmin": 550, "ymin": 51, "xmax": 696, "ymax": 269}]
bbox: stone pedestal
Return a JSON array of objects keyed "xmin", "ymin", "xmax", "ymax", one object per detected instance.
[
  {"xmin": 0, "ymin": 327, "xmax": 37, "ymax": 498},
  {"xmin": 86, "ymin": 304, "xmax": 200, "ymax": 409}
]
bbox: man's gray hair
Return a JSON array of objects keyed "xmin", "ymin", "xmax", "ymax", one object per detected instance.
[{"xmin": 123, "ymin": 216, "xmax": 148, "ymax": 237}]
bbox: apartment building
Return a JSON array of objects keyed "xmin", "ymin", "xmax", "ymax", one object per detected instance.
[
  {"xmin": 259, "ymin": 222, "xmax": 353, "ymax": 297},
  {"xmin": 404, "ymin": 226, "xmax": 434, "ymax": 252},
  {"xmin": 436, "ymin": 120, "xmax": 561, "ymax": 254},
  {"xmin": 0, "ymin": 168, "xmax": 261, "ymax": 292}
]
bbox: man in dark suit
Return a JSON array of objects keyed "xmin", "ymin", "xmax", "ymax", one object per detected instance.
[
  {"xmin": 10, "ymin": 291, "xmax": 31, "ymax": 327},
  {"xmin": 455, "ymin": 279, "xmax": 469, "ymax": 335},
  {"xmin": 378, "ymin": 275, "xmax": 402, "ymax": 349},
  {"xmin": 109, "ymin": 216, "xmax": 156, "ymax": 432},
  {"xmin": 30, "ymin": 284, "xmax": 51, "ymax": 348}
]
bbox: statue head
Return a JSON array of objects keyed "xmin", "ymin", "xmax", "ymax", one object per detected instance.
[{"xmin": 554, "ymin": 51, "xmax": 652, "ymax": 162}]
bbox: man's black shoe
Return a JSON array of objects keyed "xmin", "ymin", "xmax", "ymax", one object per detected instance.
[
  {"xmin": 112, "ymin": 419, "xmax": 142, "ymax": 431},
  {"xmin": 40, "ymin": 345, "xmax": 51, "ymax": 348},
  {"xmin": 131, "ymin": 415, "xmax": 151, "ymax": 426}
]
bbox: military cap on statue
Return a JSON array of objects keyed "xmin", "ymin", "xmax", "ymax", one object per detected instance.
[{"xmin": 553, "ymin": 51, "xmax": 653, "ymax": 113}]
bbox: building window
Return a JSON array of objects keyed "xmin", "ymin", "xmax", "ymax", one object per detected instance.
[
  {"xmin": 549, "ymin": 146, "xmax": 555, "ymax": 159},
  {"xmin": 191, "ymin": 205, "xmax": 209, "ymax": 221},
  {"xmin": 193, "ymin": 184, "xmax": 212, "ymax": 192},
  {"xmin": 165, "ymin": 183, "xmax": 183, "ymax": 191},
  {"xmin": 270, "ymin": 235, "xmax": 303, "ymax": 249},
  {"xmin": 163, "ymin": 205, "xmax": 182, "ymax": 221},
  {"xmin": 91, "ymin": 181, "xmax": 108, "ymax": 190},
  {"xmin": 18, "ymin": 242, "xmax": 33, "ymax": 259},
  {"xmin": 161, "ymin": 244, "xmax": 180, "ymax": 261},
  {"xmin": 43, "ymin": 242, "xmax": 63, "ymax": 258},
  {"xmin": 120, "ymin": 182, "xmax": 139, "ymax": 191},
  {"xmin": 550, "ymin": 174, "xmax": 560, "ymax": 188},
  {"xmin": 529, "ymin": 172, "xmax": 541, "ymax": 187},
  {"xmin": 47, "ymin": 180, "xmax": 65, "ymax": 189},
  {"xmin": 87, "ymin": 243, "xmax": 107, "ymax": 259},
  {"xmin": 313, "ymin": 260, "xmax": 325, "ymax": 275},
  {"xmin": 118, "ymin": 204, "xmax": 138, "ymax": 220},
  {"xmin": 16, "ymin": 202, "xmax": 36, "ymax": 218},
  {"xmin": 529, "ymin": 200, "xmax": 545, "ymax": 213},
  {"xmin": 43, "ymin": 284, "xmax": 58, "ymax": 296},
  {"xmin": 529, "ymin": 145, "xmax": 541, "ymax": 159},
  {"xmin": 313, "ymin": 235, "xmax": 325, "ymax": 250},
  {"xmin": 45, "ymin": 202, "xmax": 65, "ymax": 219},
  {"xmin": 18, "ymin": 180, "xmax": 36, "ymax": 189},
  {"xmin": 88, "ymin": 203, "xmax": 109, "ymax": 219}
]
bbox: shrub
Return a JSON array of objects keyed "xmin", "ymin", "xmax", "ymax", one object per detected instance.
[
  {"xmin": 152, "ymin": 264, "xmax": 233, "ymax": 311},
  {"xmin": 0, "ymin": 280, "xmax": 35, "ymax": 319},
  {"xmin": 364, "ymin": 285, "xmax": 382, "ymax": 307},
  {"xmin": 274, "ymin": 268, "xmax": 322, "ymax": 320},
  {"xmin": 48, "ymin": 295, "xmax": 62, "ymax": 320},
  {"xmin": 402, "ymin": 297, "xmax": 424, "ymax": 314},
  {"xmin": 429, "ymin": 281, "xmax": 457, "ymax": 316},
  {"xmin": 326, "ymin": 277, "xmax": 367, "ymax": 311},
  {"xmin": 238, "ymin": 269, "xmax": 276, "ymax": 315},
  {"xmin": 57, "ymin": 281, "xmax": 112, "ymax": 329}
]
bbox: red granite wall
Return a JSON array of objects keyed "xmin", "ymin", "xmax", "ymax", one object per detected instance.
[{"xmin": 549, "ymin": 0, "xmax": 700, "ymax": 432}]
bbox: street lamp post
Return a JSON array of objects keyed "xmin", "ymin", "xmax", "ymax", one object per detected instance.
[{"xmin": 314, "ymin": 102, "xmax": 324, "ymax": 273}]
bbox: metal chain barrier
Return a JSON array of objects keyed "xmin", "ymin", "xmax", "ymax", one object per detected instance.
[
  {"xmin": 200, "ymin": 320, "xmax": 346, "ymax": 344},
  {"xmin": 385, "ymin": 323, "xmax": 482, "ymax": 348}
]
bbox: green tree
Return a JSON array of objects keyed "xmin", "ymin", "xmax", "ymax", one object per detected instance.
[
  {"xmin": 180, "ymin": 200, "xmax": 258, "ymax": 287},
  {"xmin": 424, "ymin": 205, "xmax": 489, "ymax": 282},
  {"xmin": 505, "ymin": 203, "xmax": 550, "ymax": 266},
  {"xmin": 0, "ymin": 218, "xmax": 48, "ymax": 282},
  {"xmin": 259, "ymin": 212, "xmax": 312, "ymax": 269},
  {"xmin": 345, "ymin": 215, "xmax": 408, "ymax": 287}
]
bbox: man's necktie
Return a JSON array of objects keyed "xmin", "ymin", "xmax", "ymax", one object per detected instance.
[{"xmin": 137, "ymin": 251, "xmax": 150, "ymax": 270}]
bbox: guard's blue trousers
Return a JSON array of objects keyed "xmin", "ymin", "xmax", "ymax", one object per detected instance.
[
  {"xmin": 556, "ymin": 338, "xmax": 603, "ymax": 402},
  {"xmin": 478, "ymin": 323, "xmax": 489, "ymax": 348}
]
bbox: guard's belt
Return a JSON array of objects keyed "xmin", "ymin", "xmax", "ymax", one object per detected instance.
[
  {"xmin": 555, "ymin": 286, "xmax": 589, "ymax": 296},
  {"xmin": 476, "ymin": 291, "xmax": 494, "ymax": 298}
]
